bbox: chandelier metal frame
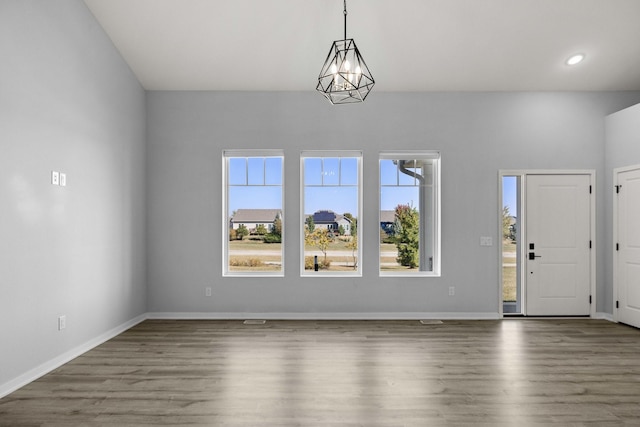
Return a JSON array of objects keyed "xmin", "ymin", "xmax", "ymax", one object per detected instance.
[{"xmin": 316, "ymin": 0, "xmax": 375, "ymax": 105}]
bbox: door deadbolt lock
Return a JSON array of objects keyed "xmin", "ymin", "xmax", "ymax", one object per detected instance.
[{"xmin": 528, "ymin": 252, "xmax": 542, "ymax": 260}]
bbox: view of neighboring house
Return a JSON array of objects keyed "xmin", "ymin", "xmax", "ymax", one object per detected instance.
[
  {"xmin": 380, "ymin": 210, "xmax": 396, "ymax": 234},
  {"xmin": 230, "ymin": 209, "xmax": 282, "ymax": 233},
  {"xmin": 308, "ymin": 210, "xmax": 352, "ymax": 236},
  {"xmin": 229, "ymin": 209, "xmax": 426, "ymax": 237}
]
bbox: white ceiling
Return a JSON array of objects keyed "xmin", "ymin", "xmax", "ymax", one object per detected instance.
[{"xmin": 83, "ymin": 0, "xmax": 640, "ymax": 92}]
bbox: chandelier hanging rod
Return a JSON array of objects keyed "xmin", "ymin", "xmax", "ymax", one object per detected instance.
[{"xmin": 343, "ymin": 0, "xmax": 347, "ymax": 41}]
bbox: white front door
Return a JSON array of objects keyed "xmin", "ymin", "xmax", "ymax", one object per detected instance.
[
  {"xmin": 615, "ymin": 166, "xmax": 640, "ymax": 328},
  {"xmin": 525, "ymin": 174, "xmax": 591, "ymax": 315}
]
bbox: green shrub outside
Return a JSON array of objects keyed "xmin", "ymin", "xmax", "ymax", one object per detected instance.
[{"xmin": 263, "ymin": 234, "xmax": 281, "ymax": 243}]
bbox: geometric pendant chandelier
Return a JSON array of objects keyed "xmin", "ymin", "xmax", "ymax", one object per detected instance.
[{"xmin": 316, "ymin": 0, "xmax": 375, "ymax": 105}]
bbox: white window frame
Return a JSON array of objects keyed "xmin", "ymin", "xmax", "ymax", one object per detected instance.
[
  {"xmin": 379, "ymin": 151, "xmax": 441, "ymax": 277},
  {"xmin": 300, "ymin": 150, "xmax": 363, "ymax": 277},
  {"xmin": 222, "ymin": 149, "xmax": 284, "ymax": 277}
]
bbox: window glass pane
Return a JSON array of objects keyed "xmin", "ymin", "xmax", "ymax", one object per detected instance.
[
  {"xmin": 229, "ymin": 158, "xmax": 246, "ymax": 185},
  {"xmin": 380, "ymin": 153, "xmax": 439, "ymax": 276},
  {"xmin": 397, "ymin": 160, "xmax": 418, "ymax": 186},
  {"xmin": 225, "ymin": 153, "xmax": 283, "ymax": 276},
  {"xmin": 380, "ymin": 187, "xmax": 419, "ymax": 212},
  {"xmin": 380, "ymin": 159, "xmax": 398, "ymax": 186},
  {"xmin": 265, "ymin": 157, "xmax": 282, "ymax": 185},
  {"xmin": 322, "ymin": 158, "xmax": 340, "ymax": 186},
  {"xmin": 304, "ymin": 187, "xmax": 358, "ymax": 217},
  {"xmin": 340, "ymin": 157, "xmax": 358, "ymax": 185},
  {"xmin": 302, "ymin": 153, "xmax": 361, "ymax": 276},
  {"xmin": 229, "ymin": 187, "xmax": 282, "ymax": 211},
  {"xmin": 304, "ymin": 158, "xmax": 322, "ymax": 185},
  {"xmin": 247, "ymin": 157, "xmax": 265, "ymax": 185}
]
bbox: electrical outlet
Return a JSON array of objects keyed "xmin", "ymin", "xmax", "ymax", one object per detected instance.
[
  {"xmin": 448, "ymin": 286, "xmax": 455, "ymax": 296},
  {"xmin": 58, "ymin": 315, "xmax": 66, "ymax": 330},
  {"xmin": 59, "ymin": 173, "xmax": 66, "ymax": 187},
  {"xmin": 205, "ymin": 287, "xmax": 212, "ymax": 297},
  {"xmin": 51, "ymin": 171, "xmax": 59, "ymax": 185}
]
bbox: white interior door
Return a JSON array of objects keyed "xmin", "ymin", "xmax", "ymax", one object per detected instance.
[
  {"xmin": 525, "ymin": 174, "xmax": 591, "ymax": 315},
  {"xmin": 615, "ymin": 166, "xmax": 640, "ymax": 328}
]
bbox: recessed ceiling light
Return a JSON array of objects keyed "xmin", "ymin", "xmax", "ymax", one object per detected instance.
[{"xmin": 566, "ymin": 54, "xmax": 585, "ymax": 66}]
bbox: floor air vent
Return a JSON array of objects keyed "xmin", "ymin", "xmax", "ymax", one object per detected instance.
[
  {"xmin": 243, "ymin": 320, "xmax": 266, "ymax": 325},
  {"xmin": 419, "ymin": 320, "xmax": 443, "ymax": 325}
]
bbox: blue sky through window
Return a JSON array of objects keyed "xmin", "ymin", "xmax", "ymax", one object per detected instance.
[
  {"xmin": 228, "ymin": 157, "xmax": 283, "ymax": 215},
  {"xmin": 502, "ymin": 176, "xmax": 518, "ymax": 217},
  {"xmin": 303, "ymin": 157, "xmax": 358, "ymax": 215},
  {"xmin": 304, "ymin": 187, "xmax": 358, "ymax": 215},
  {"xmin": 380, "ymin": 159, "xmax": 428, "ymax": 213},
  {"xmin": 228, "ymin": 156, "xmax": 442, "ymax": 217}
]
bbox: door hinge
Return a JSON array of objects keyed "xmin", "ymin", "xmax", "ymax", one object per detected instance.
[
  {"xmin": 589, "ymin": 185, "xmax": 592, "ymax": 194},
  {"xmin": 616, "ymin": 185, "xmax": 621, "ymax": 193},
  {"xmin": 616, "ymin": 243, "xmax": 620, "ymax": 251},
  {"xmin": 589, "ymin": 240, "xmax": 592, "ymax": 249},
  {"xmin": 616, "ymin": 300, "xmax": 619, "ymax": 309},
  {"xmin": 589, "ymin": 295, "xmax": 592, "ymax": 304}
]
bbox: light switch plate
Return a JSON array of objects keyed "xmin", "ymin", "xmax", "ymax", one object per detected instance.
[
  {"xmin": 51, "ymin": 171, "xmax": 59, "ymax": 185},
  {"xmin": 59, "ymin": 173, "xmax": 66, "ymax": 187}
]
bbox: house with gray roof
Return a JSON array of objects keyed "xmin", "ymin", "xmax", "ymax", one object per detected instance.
[
  {"xmin": 230, "ymin": 209, "xmax": 282, "ymax": 233},
  {"xmin": 310, "ymin": 210, "xmax": 352, "ymax": 236}
]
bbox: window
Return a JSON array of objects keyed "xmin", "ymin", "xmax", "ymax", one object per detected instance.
[
  {"xmin": 379, "ymin": 152, "xmax": 440, "ymax": 276},
  {"xmin": 223, "ymin": 150, "xmax": 283, "ymax": 276},
  {"xmin": 301, "ymin": 151, "xmax": 362, "ymax": 276}
]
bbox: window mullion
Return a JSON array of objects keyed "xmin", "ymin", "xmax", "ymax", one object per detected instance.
[{"xmin": 245, "ymin": 158, "xmax": 249, "ymax": 186}]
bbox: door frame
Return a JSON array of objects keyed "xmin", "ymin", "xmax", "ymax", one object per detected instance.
[
  {"xmin": 613, "ymin": 163, "xmax": 640, "ymax": 323},
  {"xmin": 498, "ymin": 170, "xmax": 596, "ymax": 318}
]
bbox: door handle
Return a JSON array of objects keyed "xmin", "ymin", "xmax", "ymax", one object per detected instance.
[{"xmin": 528, "ymin": 252, "xmax": 542, "ymax": 260}]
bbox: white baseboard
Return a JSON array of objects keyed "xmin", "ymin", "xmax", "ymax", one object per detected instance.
[
  {"xmin": 0, "ymin": 313, "xmax": 147, "ymax": 399},
  {"xmin": 146, "ymin": 312, "xmax": 501, "ymax": 320}
]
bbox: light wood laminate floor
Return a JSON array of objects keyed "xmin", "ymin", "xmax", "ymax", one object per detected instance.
[{"xmin": 2, "ymin": 319, "xmax": 640, "ymax": 426}]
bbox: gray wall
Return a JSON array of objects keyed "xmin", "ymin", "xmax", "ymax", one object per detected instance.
[
  {"xmin": 146, "ymin": 91, "xmax": 640, "ymax": 317},
  {"xmin": 0, "ymin": 0, "xmax": 146, "ymax": 391},
  {"xmin": 604, "ymin": 103, "xmax": 640, "ymax": 314}
]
